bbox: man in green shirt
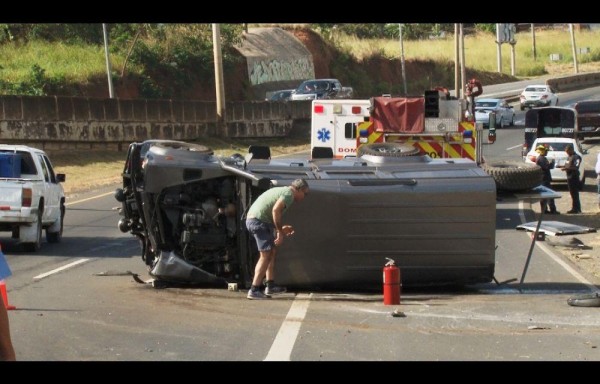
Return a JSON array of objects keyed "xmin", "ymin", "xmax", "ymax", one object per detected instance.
[{"xmin": 245, "ymin": 179, "xmax": 309, "ymax": 300}]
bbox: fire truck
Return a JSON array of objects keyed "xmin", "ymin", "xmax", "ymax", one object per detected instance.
[{"xmin": 310, "ymin": 88, "xmax": 492, "ymax": 164}]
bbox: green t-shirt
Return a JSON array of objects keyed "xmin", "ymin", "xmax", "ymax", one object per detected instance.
[{"xmin": 247, "ymin": 186, "xmax": 294, "ymax": 224}]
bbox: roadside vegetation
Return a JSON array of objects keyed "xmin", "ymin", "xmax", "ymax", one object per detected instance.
[
  {"xmin": 1, "ymin": 23, "xmax": 599, "ymax": 99},
  {"xmin": 2, "ymin": 23, "xmax": 600, "ymax": 195}
]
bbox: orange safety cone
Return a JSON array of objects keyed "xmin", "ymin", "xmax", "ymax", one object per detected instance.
[{"xmin": 0, "ymin": 280, "xmax": 15, "ymax": 310}]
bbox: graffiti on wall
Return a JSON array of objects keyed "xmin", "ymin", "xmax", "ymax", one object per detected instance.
[{"xmin": 248, "ymin": 57, "xmax": 315, "ymax": 86}]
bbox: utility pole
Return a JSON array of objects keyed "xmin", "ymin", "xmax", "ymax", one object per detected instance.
[
  {"xmin": 454, "ymin": 24, "xmax": 460, "ymax": 99},
  {"xmin": 459, "ymin": 24, "xmax": 466, "ymax": 101},
  {"xmin": 212, "ymin": 24, "xmax": 226, "ymax": 125},
  {"xmin": 398, "ymin": 24, "xmax": 407, "ymax": 95},
  {"xmin": 510, "ymin": 42, "xmax": 516, "ymax": 76},
  {"xmin": 102, "ymin": 23, "xmax": 115, "ymax": 99},
  {"xmin": 569, "ymin": 24, "xmax": 579, "ymax": 74},
  {"xmin": 496, "ymin": 23, "xmax": 502, "ymax": 73},
  {"xmin": 531, "ymin": 24, "xmax": 537, "ymax": 61}
]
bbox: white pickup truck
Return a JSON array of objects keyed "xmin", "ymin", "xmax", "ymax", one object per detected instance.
[{"xmin": 0, "ymin": 145, "xmax": 66, "ymax": 251}]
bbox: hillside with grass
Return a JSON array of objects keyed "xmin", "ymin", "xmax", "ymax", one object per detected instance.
[{"xmin": 1, "ymin": 24, "xmax": 599, "ymax": 100}]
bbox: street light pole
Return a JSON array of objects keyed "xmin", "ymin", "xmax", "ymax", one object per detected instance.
[{"xmin": 102, "ymin": 23, "xmax": 115, "ymax": 99}]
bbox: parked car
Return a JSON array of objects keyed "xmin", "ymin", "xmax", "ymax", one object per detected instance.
[
  {"xmin": 474, "ymin": 98, "xmax": 515, "ymax": 128},
  {"xmin": 266, "ymin": 89, "xmax": 294, "ymax": 102},
  {"xmin": 523, "ymin": 137, "xmax": 586, "ymax": 185},
  {"xmin": 520, "ymin": 85, "xmax": 559, "ymax": 111},
  {"xmin": 290, "ymin": 79, "xmax": 353, "ymax": 101},
  {"xmin": 573, "ymin": 99, "xmax": 600, "ymax": 139}
]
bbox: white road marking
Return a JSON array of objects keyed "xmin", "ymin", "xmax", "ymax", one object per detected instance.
[
  {"xmin": 31, "ymin": 240, "xmax": 137, "ymax": 281},
  {"xmin": 518, "ymin": 200, "xmax": 597, "ymax": 290},
  {"xmin": 507, "ymin": 144, "xmax": 523, "ymax": 151},
  {"xmin": 356, "ymin": 307, "xmax": 600, "ymax": 327},
  {"xmin": 264, "ymin": 293, "xmax": 312, "ymax": 361},
  {"xmin": 66, "ymin": 191, "xmax": 114, "ymax": 206},
  {"xmin": 33, "ymin": 258, "xmax": 91, "ymax": 281}
]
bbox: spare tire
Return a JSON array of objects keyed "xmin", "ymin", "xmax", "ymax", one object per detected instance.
[
  {"xmin": 357, "ymin": 142, "xmax": 420, "ymax": 158},
  {"xmin": 481, "ymin": 160, "xmax": 542, "ymax": 192}
]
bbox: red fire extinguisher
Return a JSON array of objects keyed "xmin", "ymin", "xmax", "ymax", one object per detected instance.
[{"xmin": 383, "ymin": 258, "xmax": 401, "ymax": 305}]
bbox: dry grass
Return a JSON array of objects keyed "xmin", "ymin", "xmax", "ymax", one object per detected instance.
[{"xmin": 335, "ymin": 28, "xmax": 600, "ymax": 78}]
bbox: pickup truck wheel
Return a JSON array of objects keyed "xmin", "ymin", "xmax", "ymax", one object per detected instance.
[
  {"xmin": 23, "ymin": 210, "xmax": 42, "ymax": 252},
  {"xmin": 46, "ymin": 203, "xmax": 65, "ymax": 243},
  {"xmin": 357, "ymin": 143, "xmax": 420, "ymax": 157},
  {"xmin": 481, "ymin": 160, "xmax": 543, "ymax": 192}
]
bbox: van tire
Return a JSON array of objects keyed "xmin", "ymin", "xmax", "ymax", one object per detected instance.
[
  {"xmin": 357, "ymin": 143, "xmax": 420, "ymax": 158},
  {"xmin": 481, "ymin": 160, "xmax": 543, "ymax": 192}
]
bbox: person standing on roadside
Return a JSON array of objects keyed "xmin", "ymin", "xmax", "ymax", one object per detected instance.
[
  {"xmin": 558, "ymin": 144, "xmax": 582, "ymax": 214},
  {"xmin": 595, "ymin": 151, "xmax": 600, "ymax": 210},
  {"xmin": 535, "ymin": 145, "xmax": 558, "ymax": 214},
  {"xmin": 245, "ymin": 179, "xmax": 309, "ymax": 300}
]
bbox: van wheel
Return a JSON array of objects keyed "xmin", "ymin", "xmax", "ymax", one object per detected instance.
[
  {"xmin": 481, "ymin": 160, "xmax": 543, "ymax": 192},
  {"xmin": 357, "ymin": 143, "xmax": 420, "ymax": 157}
]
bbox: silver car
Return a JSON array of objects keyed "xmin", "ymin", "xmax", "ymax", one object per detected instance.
[{"xmin": 474, "ymin": 98, "xmax": 515, "ymax": 128}]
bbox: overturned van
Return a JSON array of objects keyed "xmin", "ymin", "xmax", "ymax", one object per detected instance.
[{"xmin": 115, "ymin": 140, "xmax": 498, "ymax": 290}]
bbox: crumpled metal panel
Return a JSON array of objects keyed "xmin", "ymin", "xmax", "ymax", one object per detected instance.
[
  {"xmin": 516, "ymin": 220, "xmax": 597, "ymax": 236},
  {"xmin": 150, "ymin": 251, "xmax": 227, "ymax": 285}
]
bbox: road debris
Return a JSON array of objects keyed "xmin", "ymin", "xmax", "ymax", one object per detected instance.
[{"xmin": 391, "ymin": 309, "xmax": 406, "ymax": 318}]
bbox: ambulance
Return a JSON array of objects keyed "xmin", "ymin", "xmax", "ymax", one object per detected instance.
[{"xmin": 310, "ymin": 91, "xmax": 490, "ymax": 164}]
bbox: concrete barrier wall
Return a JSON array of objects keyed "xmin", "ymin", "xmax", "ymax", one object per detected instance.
[
  {"xmin": 0, "ymin": 95, "xmax": 312, "ymax": 150},
  {"xmin": 546, "ymin": 72, "xmax": 600, "ymax": 92},
  {"xmin": 2, "ymin": 72, "xmax": 599, "ymax": 151}
]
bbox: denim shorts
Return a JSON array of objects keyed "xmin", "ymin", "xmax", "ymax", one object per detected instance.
[{"xmin": 245, "ymin": 218, "xmax": 275, "ymax": 252}]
